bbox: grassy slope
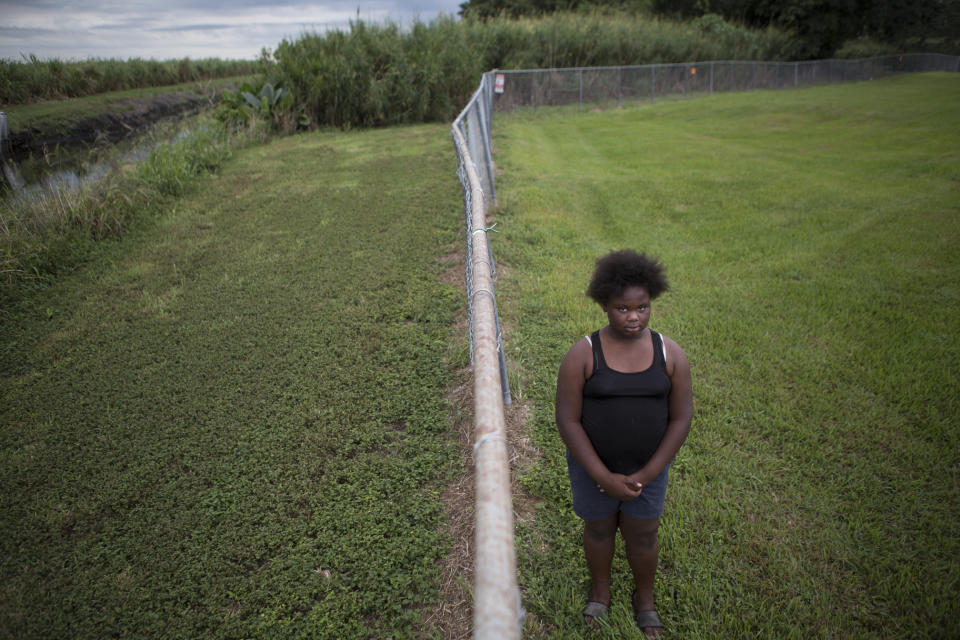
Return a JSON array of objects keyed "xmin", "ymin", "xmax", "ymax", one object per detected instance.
[
  {"xmin": 0, "ymin": 124, "xmax": 464, "ymax": 638},
  {"xmin": 492, "ymin": 73, "xmax": 960, "ymax": 639},
  {"xmin": 3, "ymin": 76, "xmax": 252, "ymax": 134}
]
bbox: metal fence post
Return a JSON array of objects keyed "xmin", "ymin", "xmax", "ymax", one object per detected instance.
[
  {"xmin": 578, "ymin": 68, "xmax": 583, "ymax": 110},
  {"xmin": 0, "ymin": 112, "xmax": 26, "ymax": 191},
  {"xmin": 617, "ymin": 66, "xmax": 622, "ymax": 107},
  {"xmin": 533, "ymin": 71, "xmax": 538, "ymax": 114},
  {"xmin": 709, "ymin": 62, "xmax": 714, "ymax": 95},
  {"xmin": 650, "ymin": 65, "xmax": 655, "ymax": 103},
  {"xmin": 475, "ymin": 76, "xmax": 497, "ymax": 207}
]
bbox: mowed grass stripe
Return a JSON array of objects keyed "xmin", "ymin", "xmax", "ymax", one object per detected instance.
[
  {"xmin": 1, "ymin": 124, "xmax": 464, "ymax": 638},
  {"xmin": 493, "ymin": 73, "xmax": 959, "ymax": 639}
]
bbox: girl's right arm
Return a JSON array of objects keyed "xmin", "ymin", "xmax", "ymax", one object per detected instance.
[{"xmin": 556, "ymin": 339, "xmax": 643, "ymax": 501}]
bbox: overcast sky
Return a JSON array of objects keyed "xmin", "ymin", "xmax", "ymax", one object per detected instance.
[{"xmin": 0, "ymin": 0, "xmax": 465, "ymax": 61}]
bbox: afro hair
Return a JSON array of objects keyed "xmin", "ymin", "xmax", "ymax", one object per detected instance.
[{"xmin": 586, "ymin": 250, "xmax": 670, "ymax": 305}]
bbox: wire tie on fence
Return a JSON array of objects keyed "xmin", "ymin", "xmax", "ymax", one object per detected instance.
[
  {"xmin": 472, "ymin": 258, "xmax": 493, "ymax": 276},
  {"xmin": 472, "ymin": 223, "xmax": 498, "ymax": 235},
  {"xmin": 473, "ymin": 433, "xmax": 507, "ymax": 459},
  {"xmin": 472, "ymin": 287, "xmax": 495, "ymax": 303}
]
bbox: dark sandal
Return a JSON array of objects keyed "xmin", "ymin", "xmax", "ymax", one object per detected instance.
[
  {"xmin": 634, "ymin": 609, "xmax": 662, "ymax": 632},
  {"xmin": 582, "ymin": 600, "xmax": 609, "ymax": 630},
  {"xmin": 632, "ymin": 594, "xmax": 663, "ymax": 637}
]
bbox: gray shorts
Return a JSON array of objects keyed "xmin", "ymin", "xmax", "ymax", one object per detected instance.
[{"xmin": 566, "ymin": 449, "xmax": 671, "ymax": 522}]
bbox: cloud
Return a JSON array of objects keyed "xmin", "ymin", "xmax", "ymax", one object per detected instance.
[
  {"xmin": 0, "ymin": 0, "xmax": 463, "ymax": 60},
  {"xmin": 0, "ymin": 27, "xmax": 58, "ymax": 40},
  {"xmin": 146, "ymin": 23, "xmax": 236, "ymax": 32}
]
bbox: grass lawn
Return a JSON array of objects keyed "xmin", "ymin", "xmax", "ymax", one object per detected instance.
[
  {"xmin": 492, "ymin": 73, "xmax": 960, "ymax": 639},
  {"xmin": 0, "ymin": 123, "xmax": 466, "ymax": 638}
]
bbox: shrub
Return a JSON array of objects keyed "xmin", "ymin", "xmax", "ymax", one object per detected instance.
[
  {"xmin": 216, "ymin": 80, "xmax": 301, "ymax": 134},
  {"xmin": 274, "ymin": 12, "xmax": 795, "ymax": 129}
]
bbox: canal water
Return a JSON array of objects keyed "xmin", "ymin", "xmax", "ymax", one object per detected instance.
[{"xmin": 1, "ymin": 108, "xmax": 208, "ymax": 200}]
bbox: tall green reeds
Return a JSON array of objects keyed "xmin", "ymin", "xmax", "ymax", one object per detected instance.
[
  {"xmin": 274, "ymin": 12, "xmax": 801, "ymax": 129},
  {"xmin": 463, "ymin": 11, "xmax": 801, "ymax": 69},
  {"xmin": 274, "ymin": 17, "xmax": 483, "ymax": 128},
  {"xmin": 0, "ymin": 55, "xmax": 259, "ymax": 106}
]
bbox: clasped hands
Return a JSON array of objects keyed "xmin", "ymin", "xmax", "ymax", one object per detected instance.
[{"xmin": 596, "ymin": 470, "xmax": 649, "ymax": 501}]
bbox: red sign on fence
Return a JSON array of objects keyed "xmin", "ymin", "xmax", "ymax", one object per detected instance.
[{"xmin": 494, "ymin": 73, "xmax": 505, "ymax": 94}]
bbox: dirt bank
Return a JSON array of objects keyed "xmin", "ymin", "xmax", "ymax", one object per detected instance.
[{"xmin": 6, "ymin": 91, "xmax": 214, "ymax": 160}]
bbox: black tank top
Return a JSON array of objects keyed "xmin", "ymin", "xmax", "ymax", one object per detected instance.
[{"xmin": 581, "ymin": 329, "xmax": 671, "ymax": 475}]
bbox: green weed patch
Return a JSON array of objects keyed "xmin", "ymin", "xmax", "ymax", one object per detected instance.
[
  {"xmin": 493, "ymin": 73, "xmax": 960, "ymax": 638},
  {"xmin": 1, "ymin": 57, "xmax": 258, "ymax": 106},
  {"xmin": 274, "ymin": 12, "xmax": 799, "ymax": 130},
  {"xmin": 0, "ymin": 124, "xmax": 465, "ymax": 638},
  {"xmin": 2, "ymin": 78, "xmax": 246, "ymax": 134},
  {"xmin": 1, "ymin": 115, "xmax": 240, "ymax": 298}
]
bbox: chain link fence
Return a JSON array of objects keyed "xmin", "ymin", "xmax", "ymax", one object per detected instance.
[
  {"xmin": 452, "ymin": 72, "xmax": 523, "ymax": 640},
  {"xmin": 491, "ymin": 53, "xmax": 960, "ymax": 113},
  {"xmin": 449, "ymin": 52, "xmax": 958, "ymax": 639},
  {"xmin": 0, "ymin": 112, "xmax": 25, "ymax": 191}
]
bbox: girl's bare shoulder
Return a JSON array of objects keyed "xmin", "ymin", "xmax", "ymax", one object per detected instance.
[
  {"xmin": 659, "ymin": 333, "xmax": 689, "ymax": 375},
  {"xmin": 560, "ymin": 336, "xmax": 594, "ymax": 378}
]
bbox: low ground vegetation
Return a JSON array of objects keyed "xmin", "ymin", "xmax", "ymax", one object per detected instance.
[
  {"xmin": 0, "ymin": 72, "xmax": 314, "ymax": 297},
  {"xmin": 491, "ymin": 73, "xmax": 959, "ymax": 638},
  {"xmin": 0, "ymin": 123, "xmax": 466, "ymax": 638},
  {"xmin": 0, "ymin": 112, "xmax": 244, "ymax": 305}
]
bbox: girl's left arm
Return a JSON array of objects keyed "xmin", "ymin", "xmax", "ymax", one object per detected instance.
[{"xmin": 628, "ymin": 335, "xmax": 693, "ymax": 487}]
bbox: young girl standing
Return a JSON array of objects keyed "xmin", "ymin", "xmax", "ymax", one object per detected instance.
[{"xmin": 555, "ymin": 250, "xmax": 693, "ymax": 637}]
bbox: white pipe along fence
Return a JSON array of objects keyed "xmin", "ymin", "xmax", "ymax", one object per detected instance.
[{"xmin": 451, "ymin": 118, "xmax": 522, "ymax": 639}]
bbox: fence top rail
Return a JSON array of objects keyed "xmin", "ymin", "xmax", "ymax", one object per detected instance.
[
  {"xmin": 453, "ymin": 73, "xmax": 492, "ymax": 129},
  {"xmin": 490, "ymin": 53, "xmax": 958, "ymax": 76},
  {"xmin": 494, "ymin": 62, "xmax": 763, "ymax": 74}
]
